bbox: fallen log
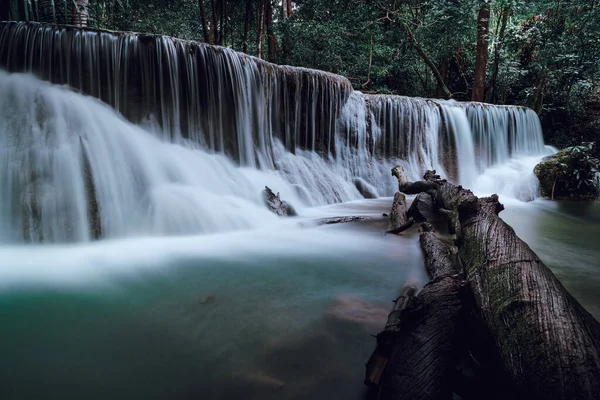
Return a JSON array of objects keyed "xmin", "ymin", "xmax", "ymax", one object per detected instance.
[
  {"xmin": 365, "ymin": 285, "xmax": 417, "ymax": 388},
  {"xmin": 371, "ymin": 168, "xmax": 600, "ymax": 399},
  {"xmin": 423, "ymin": 171, "xmax": 600, "ymax": 399},
  {"xmin": 370, "ymin": 224, "xmax": 465, "ymax": 399}
]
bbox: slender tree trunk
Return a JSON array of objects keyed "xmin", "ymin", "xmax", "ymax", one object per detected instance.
[
  {"xmin": 472, "ymin": 0, "xmax": 490, "ymax": 102},
  {"xmin": 487, "ymin": 5, "xmax": 510, "ymax": 103},
  {"xmin": 219, "ymin": 0, "xmax": 226, "ymax": 46},
  {"xmin": 198, "ymin": 0, "xmax": 212, "ymax": 44},
  {"xmin": 72, "ymin": 0, "xmax": 89, "ymax": 27},
  {"xmin": 435, "ymin": 58, "xmax": 449, "ymax": 98},
  {"xmin": 282, "ymin": 0, "xmax": 292, "ymax": 60},
  {"xmin": 402, "ymin": 22, "xmax": 452, "ymax": 99},
  {"xmin": 257, "ymin": 0, "xmax": 265, "ymax": 59},
  {"xmin": 266, "ymin": 0, "xmax": 278, "ymax": 61},
  {"xmin": 531, "ymin": 67, "xmax": 549, "ymax": 114},
  {"xmin": 210, "ymin": 0, "xmax": 219, "ymax": 45},
  {"xmin": 243, "ymin": 0, "xmax": 252, "ymax": 53}
]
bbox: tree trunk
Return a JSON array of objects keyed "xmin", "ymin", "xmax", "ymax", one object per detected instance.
[
  {"xmin": 422, "ymin": 174, "xmax": 600, "ymax": 399},
  {"xmin": 487, "ymin": 5, "xmax": 510, "ymax": 103},
  {"xmin": 210, "ymin": 0, "xmax": 219, "ymax": 45},
  {"xmin": 198, "ymin": 0, "xmax": 212, "ymax": 44},
  {"xmin": 435, "ymin": 58, "xmax": 448, "ymax": 98},
  {"xmin": 282, "ymin": 0, "xmax": 288, "ymax": 19},
  {"xmin": 371, "ymin": 224, "xmax": 465, "ymax": 399},
  {"xmin": 219, "ymin": 0, "xmax": 226, "ymax": 46},
  {"xmin": 256, "ymin": 0, "xmax": 265, "ymax": 59},
  {"xmin": 472, "ymin": 0, "xmax": 490, "ymax": 102},
  {"xmin": 531, "ymin": 67, "xmax": 548, "ymax": 114},
  {"xmin": 281, "ymin": 0, "xmax": 293, "ymax": 60},
  {"xmin": 72, "ymin": 0, "xmax": 89, "ymax": 27},
  {"xmin": 266, "ymin": 0, "xmax": 277, "ymax": 61},
  {"xmin": 402, "ymin": 22, "xmax": 452, "ymax": 99},
  {"xmin": 243, "ymin": 0, "xmax": 252, "ymax": 53}
]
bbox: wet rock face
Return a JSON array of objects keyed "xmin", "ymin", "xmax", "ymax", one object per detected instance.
[
  {"xmin": 263, "ymin": 186, "xmax": 298, "ymax": 217},
  {"xmin": 534, "ymin": 143, "xmax": 600, "ymax": 200}
]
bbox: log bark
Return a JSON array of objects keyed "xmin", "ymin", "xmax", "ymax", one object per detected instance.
[
  {"xmin": 371, "ymin": 225, "xmax": 464, "ymax": 399},
  {"xmin": 421, "ymin": 172, "xmax": 600, "ymax": 399},
  {"xmin": 388, "ymin": 192, "xmax": 407, "ymax": 231}
]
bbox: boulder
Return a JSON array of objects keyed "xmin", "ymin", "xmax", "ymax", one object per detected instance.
[
  {"xmin": 534, "ymin": 143, "xmax": 600, "ymax": 200},
  {"xmin": 263, "ymin": 186, "xmax": 298, "ymax": 216},
  {"xmin": 354, "ymin": 177, "xmax": 379, "ymax": 199}
]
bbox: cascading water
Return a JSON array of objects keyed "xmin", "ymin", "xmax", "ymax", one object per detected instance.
[{"xmin": 0, "ymin": 21, "xmax": 554, "ymax": 243}]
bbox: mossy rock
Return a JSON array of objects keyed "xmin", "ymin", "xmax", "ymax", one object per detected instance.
[{"xmin": 534, "ymin": 143, "xmax": 599, "ymax": 200}]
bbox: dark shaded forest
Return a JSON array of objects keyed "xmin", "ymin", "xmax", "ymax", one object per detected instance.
[{"xmin": 2, "ymin": 0, "xmax": 598, "ymax": 147}]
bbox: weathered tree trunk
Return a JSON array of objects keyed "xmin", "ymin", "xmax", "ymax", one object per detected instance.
[
  {"xmin": 424, "ymin": 173, "xmax": 600, "ymax": 399},
  {"xmin": 243, "ymin": 0, "xmax": 252, "ymax": 53},
  {"xmin": 374, "ymin": 169, "xmax": 600, "ymax": 399},
  {"xmin": 371, "ymin": 224, "xmax": 465, "ymax": 399},
  {"xmin": 198, "ymin": 0, "xmax": 213, "ymax": 44},
  {"xmin": 472, "ymin": 0, "xmax": 490, "ymax": 102}
]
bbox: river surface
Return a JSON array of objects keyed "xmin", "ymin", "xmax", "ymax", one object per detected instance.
[{"xmin": 0, "ymin": 197, "xmax": 598, "ymax": 400}]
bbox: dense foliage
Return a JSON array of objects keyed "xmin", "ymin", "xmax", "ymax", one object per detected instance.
[{"xmin": 2, "ymin": 0, "xmax": 599, "ymax": 146}]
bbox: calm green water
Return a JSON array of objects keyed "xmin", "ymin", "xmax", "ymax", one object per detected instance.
[
  {"xmin": 0, "ymin": 199, "xmax": 598, "ymax": 399},
  {"xmin": 0, "ymin": 200, "xmax": 425, "ymax": 400}
]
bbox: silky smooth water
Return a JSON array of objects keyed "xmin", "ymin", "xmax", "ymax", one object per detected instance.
[
  {"xmin": 0, "ymin": 28, "xmax": 593, "ymax": 399},
  {"xmin": 0, "ymin": 204, "xmax": 426, "ymax": 400}
]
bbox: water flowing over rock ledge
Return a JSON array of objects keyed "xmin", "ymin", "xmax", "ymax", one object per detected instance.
[{"xmin": 0, "ymin": 21, "xmax": 552, "ymax": 242}]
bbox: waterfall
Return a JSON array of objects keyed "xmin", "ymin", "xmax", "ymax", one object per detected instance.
[{"xmin": 0, "ymin": 22, "xmax": 552, "ymax": 243}]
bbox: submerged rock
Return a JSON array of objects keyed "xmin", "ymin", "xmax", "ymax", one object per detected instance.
[
  {"xmin": 263, "ymin": 186, "xmax": 298, "ymax": 216},
  {"xmin": 199, "ymin": 294, "xmax": 216, "ymax": 305},
  {"xmin": 328, "ymin": 294, "xmax": 389, "ymax": 332},
  {"xmin": 238, "ymin": 372, "xmax": 284, "ymax": 391},
  {"xmin": 354, "ymin": 177, "xmax": 379, "ymax": 199},
  {"xmin": 534, "ymin": 143, "xmax": 600, "ymax": 200}
]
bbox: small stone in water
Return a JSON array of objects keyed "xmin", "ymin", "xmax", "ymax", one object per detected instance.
[{"xmin": 199, "ymin": 294, "xmax": 216, "ymax": 305}]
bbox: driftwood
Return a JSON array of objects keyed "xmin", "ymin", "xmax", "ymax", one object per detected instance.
[
  {"xmin": 313, "ymin": 216, "xmax": 373, "ymax": 225},
  {"xmin": 368, "ymin": 169, "xmax": 600, "ymax": 400},
  {"xmin": 263, "ymin": 186, "xmax": 297, "ymax": 217}
]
